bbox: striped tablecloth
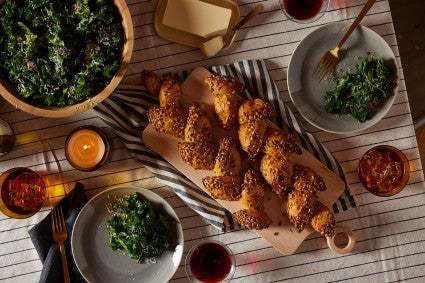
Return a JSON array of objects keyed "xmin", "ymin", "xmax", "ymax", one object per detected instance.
[{"xmin": 1, "ymin": 0, "xmax": 425, "ymax": 282}]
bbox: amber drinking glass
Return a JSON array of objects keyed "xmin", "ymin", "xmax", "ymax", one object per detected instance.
[{"xmin": 358, "ymin": 145, "xmax": 410, "ymax": 197}]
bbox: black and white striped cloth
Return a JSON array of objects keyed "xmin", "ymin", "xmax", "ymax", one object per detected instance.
[{"xmin": 94, "ymin": 59, "xmax": 356, "ymax": 230}]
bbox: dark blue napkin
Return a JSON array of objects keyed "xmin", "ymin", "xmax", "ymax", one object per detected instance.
[{"xmin": 28, "ymin": 182, "xmax": 87, "ymax": 283}]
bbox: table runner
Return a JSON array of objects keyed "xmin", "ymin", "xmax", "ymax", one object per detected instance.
[{"xmin": 94, "ymin": 59, "xmax": 356, "ymax": 230}]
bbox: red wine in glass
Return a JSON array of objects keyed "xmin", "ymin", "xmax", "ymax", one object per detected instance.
[
  {"xmin": 284, "ymin": 0, "xmax": 324, "ymax": 21},
  {"xmin": 188, "ymin": 241, "xmax": 234, "ymax": 283}
]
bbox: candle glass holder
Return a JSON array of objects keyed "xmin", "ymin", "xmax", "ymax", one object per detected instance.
[
  {"xmin": 65, "ymin": 125, "xmax": 113, "ymax": 172},
  {"xmin": 185, "ymin": 240, "xmax": 235, "ymax": 283},
  {"xmin": 0, "ymin": 119, "xmax": 15, "ymax": 157},
  {"xmin": 0, "ymin": 167, "xmax": 46, "ymax": 218}
]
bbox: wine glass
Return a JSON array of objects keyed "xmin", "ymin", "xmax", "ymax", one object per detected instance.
[
  {"xmin": 185, "ymin": 240, "xmax": 236, "ymax": 283},
  {"xmin": 280, "ymin": 0, "xmax": 330, "ymax": 23}
]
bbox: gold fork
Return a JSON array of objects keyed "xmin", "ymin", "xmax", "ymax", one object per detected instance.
[
  {"xmin": 313, "ymin": 0, "xmax": 377, "ymax": 82},
  {"xmin": 51, "ymin": 206, "xmax": 71, "ymax": 283}
]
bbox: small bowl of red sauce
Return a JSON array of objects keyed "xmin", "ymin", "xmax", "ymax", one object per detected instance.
[
  {"xmin": 0, "ymin": 167, "xmax": 46, "ymax": 218},
  {"xmin": 358, "ymin": 145, "xmax": 410, "ymax": 197},
  {"xmin": 185, "ymin": 240, "xmax": 235, "ymax": 283}
]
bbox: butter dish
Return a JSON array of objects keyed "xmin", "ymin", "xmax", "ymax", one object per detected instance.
[{"xmin": 154, "ymin": 0, "xmax": 240, "ymax": 56}]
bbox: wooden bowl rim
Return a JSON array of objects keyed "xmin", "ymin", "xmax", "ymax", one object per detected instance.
[{"xmin": 0, "ymin": 0, "xmax": 134, "ymax": 118}]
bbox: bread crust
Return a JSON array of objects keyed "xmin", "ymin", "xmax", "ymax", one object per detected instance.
[
  {"xmin": 213, "ymin": 137, "xmax": 242, "ymax": 176},
  {"xmin": 147, "ymin": 106, "xmax": 186, "ymax": 139},
  {"xmin": 185, "ymin": 103, "xmax": 214, "ymax": 143},
  {"xmin": 232, "ymin": 209, "xmax": 272, "ymax": 230},
  {"xmin": 177, "ymin": 141, "xmax": 218, "ymax": 170},
  {"xmin": 202, "ymin": 175, "xmax": 242, "ymax": 201},
  {"xmin": 238, "ymin": 98, "xmax": 275, "ymax": 124},
  {"xmin": 260, "ymin": 154, "xmax": 293, "ymax": 198},
  {"xmin": 204, "ymin": 74, "xmax": 244, "ymax": 129}
]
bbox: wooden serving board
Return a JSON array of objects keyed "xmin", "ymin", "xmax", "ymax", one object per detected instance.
[{"xmin": 142, "ymin": 67, "xmax": 345, "ymax": 255}]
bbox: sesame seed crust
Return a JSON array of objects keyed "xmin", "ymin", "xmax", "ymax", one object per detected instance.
[
  {"xmin": 158, "ymin": 74, "xmax": 184, "ymax": 109},
  {"xmin": 213, "ymin": 137, "xmax": 242, "ymax": 176},
  {"xmin": 238, "ymin": 98, "xmax": 275, "ymax": 124},
  {"xmin": 204, "ymin": 74, "xmax": 244, "ymax": 130},
  {"xmin": 147, "ymin": 106, "xmax": 185, "ymax": 139},
  {"xmin": 232, "ymin": 209, "xmax": 272, "ymax": 230},
  {"xmin": 260, "ymin": 154, "xmax": 293, "ymax": 198},
  {"xmin": 177, "ymin": 141, "xmax": 218, "ymax": 170},
  {"xmin": 238, "ymin": 120, "xmax": 268, "ymax": 159},
  {"xmin": 184, "ymin": 103, "xmax": 214, "ymax": 143},
  {"xmin": 310, "ymin": 201, "xmax": 335, "ymax": 237},
  {"xmin": 202, "ymin": 175, "xmax": 242, "ymax": 201},
  {"xmin": 262, "ymin": 128, "xmax": 302, "ymax": 156},
  {"xmin": 287, "ymin": 188, "xmax": 316, "ymax": 233},
  {"xmin": 292, "ymin": 164, "xmax": 327, "ymax": 194},
  {"xmin": 240, "ymin": 169, "xmax": 267, "ymax": 211}
]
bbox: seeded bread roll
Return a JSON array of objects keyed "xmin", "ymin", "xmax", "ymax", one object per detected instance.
[
  {"xmin": 287, "ymin": 188, "xmax": 316, "ymax": 233},
  {"xmin": 310, "ymin": 201, "xmax": 335, "ymax": 237},
  {"xmin": 202, "ymin": 175, "xmax": 242, "ymax": 201},
  {"xmin": 184, "ymin": 103, "xmax": 214, "ymax": 143},
  {"xmin": 177, "ymin": 141, "xmax": 218, "ymax": 170},
  {"xmin": 147, "ymin": 106, "xmax": 186, "ymax": 139},
  {"xmin": 232, "ymin": 209, "xmax": 272, "ymax": 230},
  {"xmin": 260, "ymin": 154, "xmax": 293, "ymax": 198},
  {"xmin": 292, "ymin": 164, "xmax": 327, "ymax": 194},
  {"xmin": 204, "ymin": 74, "xmax": 244, "ymax": 129},
  {"xmin": 262, "ymin": 128, "xmax": 302, "ymax": 157},
  {"xmin": 240, "ymin": 169, "xmax": 267, "ymax": 211},
  {"xmin": 159, "ymin": 73, "xmax": 184, "ymax": 109},
  {"xmin": 238, "ymin": 98, "xmax": 275, "ymax": 125},
  {"xmin": 140, "ymin": 70, "xmax": 162, "ymax": 97},
  {"xmin": 238, "ymin": 120, "xmax": 268, "ymax": 159},
  {"xmin": 213, "ymin": 137, "xmax": 242, "ymax": 176}
]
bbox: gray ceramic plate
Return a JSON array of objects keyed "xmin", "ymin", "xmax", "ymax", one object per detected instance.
[
  {"xmin": 71, "ymin": 186, "xmax": 184, "ymax": 283},
  {"xmin": 287, "ymin": 22, "xmax": 398, "ymax": 133}
]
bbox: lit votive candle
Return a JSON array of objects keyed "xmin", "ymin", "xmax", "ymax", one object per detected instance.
[{"xmin": 65, "ymin": 126, "xmax": 112, "ymax": 172}]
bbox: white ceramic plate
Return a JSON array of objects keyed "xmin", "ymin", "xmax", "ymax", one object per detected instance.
[
  {"xmin": 71, "ymin": 186, "xmax": 184, "ymax": 283},
  {"xmin": 287, "ymin": 22, "xmax": 398, "ymax": 133}
]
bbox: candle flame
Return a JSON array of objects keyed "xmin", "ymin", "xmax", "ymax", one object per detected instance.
[{"xmin": 83, "ymin": 144, "xmax": 91, "ymax": 150}]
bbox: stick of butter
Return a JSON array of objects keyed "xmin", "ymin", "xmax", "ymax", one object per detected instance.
[{"xmin": 162, "ymin": 0, "xmax": 232, "ymax": 38}]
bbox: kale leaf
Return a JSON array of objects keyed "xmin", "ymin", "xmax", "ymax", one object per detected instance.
[
  {"xmin": 323, "ymin": 57, "xmax": 396, "ymax": 123},
  {"xmin": 0, "ymin": 0, "xmax": 123, "ymax": 107},
  {"xmin": 106, "ymin": 192, "xmax": 175, "ymax": 263}
]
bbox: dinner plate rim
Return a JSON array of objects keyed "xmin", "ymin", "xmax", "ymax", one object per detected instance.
[
  {"xmin": 287, "ymin": 22, "xmax": 399, "ymax": 134},
  {"xmin": 71, "ymin": 186, "xmax": 184, "ymax": 283}
]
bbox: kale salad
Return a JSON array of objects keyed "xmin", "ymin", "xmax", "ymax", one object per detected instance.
[
  {"xmin": 0, "ymin": 0, "xmax": 124, "ymax": 107},
  {"xmin": 106, "ymin": 192, "xmax": 175, "ymax": 263},
  {"xmin": 323, "ymin": 57, "xmax": 396, "ymax": 123}
]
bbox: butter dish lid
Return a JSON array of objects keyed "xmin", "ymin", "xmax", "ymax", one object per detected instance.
[{"xmin": 154, "ymin": 0, "xmax": 240, "ymax": 51}]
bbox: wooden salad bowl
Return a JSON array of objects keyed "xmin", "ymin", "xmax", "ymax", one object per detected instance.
[{"xmin": 0, "ymin": 0, "xmax": 133, "ymax": 118}]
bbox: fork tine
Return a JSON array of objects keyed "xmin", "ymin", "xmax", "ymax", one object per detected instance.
[
  {"xmin": 317, "ymin": 63, "xmax": 330, "ymax": 81},
  {"xmin": 51, "ymin": 206, "xmax": 64, "ymax": 232},
  {"xmin": 59, "ymin": 207, "xmax": 65, "ymax": 231},
  {"xmin": 314, "ymin": 57, "xmax": 334, "ymax": 82},
  {"xmin": 313, "ymin": 59, "xmax": 327, "ymax": 81},
  {"xmin": 51, "ymin": 207, "xmax": 56, "ymax": 231},
  {"xmin": 313, "ymin": 62, "xmax": 324, "ymax": 80}
]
